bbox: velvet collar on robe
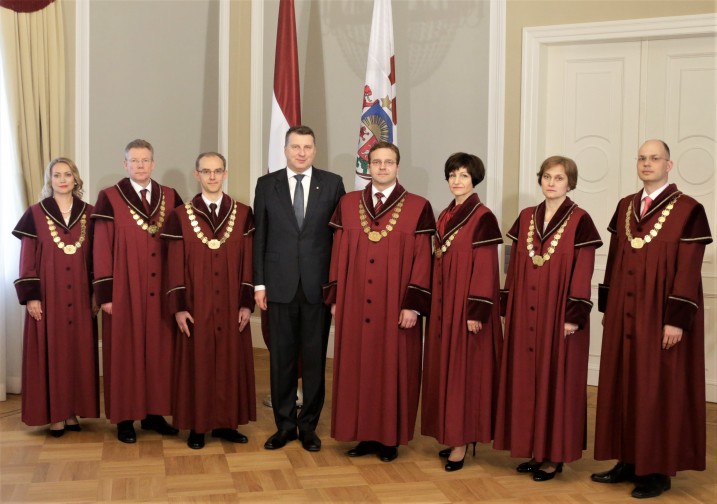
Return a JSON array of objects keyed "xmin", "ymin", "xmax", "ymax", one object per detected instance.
[
  {"xmin": 190, "ymin": 193, "xmax": 234, "ymax": 234},
  {"xmin": 13, "ymin": 196, "xmax": 87, "ymax": 238},
  {"xmin": 115, "ymin": 178, "xmax": 162, "ymax": 219},
  {"xmin": 631, "ymin": 183, "xmax": 681, "ymax": 223},
  {"xmin": 436, "ymin": 193, "xmax": 483, "ymax": 242},
  {"xmin": 361, "ymin": 181, "xmax": 408, "ymax": 219},
  {"xmin": 532, "ymin": 197, "xmax": 578, "ymax": 243}
]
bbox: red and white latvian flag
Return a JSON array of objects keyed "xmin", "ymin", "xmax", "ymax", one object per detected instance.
[
  {"xmin": 268, "ymin": 0, "xmax": 301, "ymax": 173},
  {"xmin": 354, "ymin": 0, "xmax": 397, "ymax": 189}
]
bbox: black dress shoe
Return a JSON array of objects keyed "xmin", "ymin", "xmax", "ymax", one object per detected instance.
[
  {"xmin": 631, "ymin": 474, "xmax": 671, "ymax": 499},
  {"xmin": 117, "ymin": 420, "xmax": 136, "ymax": 444},
  {"xmin": 591, "ymin": 462, "xmax": 636, "ymax": 484},
  {"xmin": 211, "ymin": 428, "xmax": 248, "ymax": 443},
  {"xmin": 65, "ymin": 423, "xmax": 81, "ymax": 432},
  {"xmin": 517, "ymin": 459, "xmax": 543, "ymax": 473},
  {"xmin": 438, "ymin": 447, "xmax": 451, "ymax": 458},
  {"xmin": 140, "ymin": 415, "xmax": 179, "ymax": 436},
  {"xmin": 187, "ymin": 430, "xmax": 205, "ymax": 450},
  {"xmin": 533, "ymin": 462, "xmax": 563, "ymax": 481},
  {"xmin": 347, "ymin": 441, "xmax": 381, "ymax": 457},
  {"xmin": 379, "ymin": 444, "xmax": 398, "ymax": 462},
  {"xmin": 264, "ymin": 429, "xmax": 298, "ymax": 450},
  {"xmin": 299, "ymin": 430, "xmax": 321, "ymax": 452},
  {"xmin": 49, "ymin": 428, "xmax": 65, "ymax": 438}
]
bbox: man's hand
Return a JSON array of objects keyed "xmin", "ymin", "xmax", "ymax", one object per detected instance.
[
  {"xmin": 175, "ymin": 311, "xmax": 194, "ymax": 337},
  {"xmin": 467, "ymin": 320, "xmax": 482, "ymax": 334},
  {"xmin": 238, "ymin": 307, "xmax": 251, "ymax": 332},
  {"xmin": 564, "ymin": 322, "xmax": 578, "ymax": 337},
  {"xmin": 27, "ymin": 300, "xmax": 42, "ymax": 321},
  {"xmin": 254, "ymin": 290, "xmax": 268, "ymax": 311},
  {"xmin": 398, "ymin": 309, "xmax": 417, "ymax": 329},
  {"xmin": 101, "ymin": 302, "xmax": 112, "ymax": 315},
  {"xmin": 331, "ymin": 304, "xmax": 336, "ymax": 316},
  {"xmin": 662, "ymin": 324, "xmax": 683, "ymax": 350}
]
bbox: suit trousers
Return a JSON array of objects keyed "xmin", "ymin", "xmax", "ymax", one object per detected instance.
[{"xmin": 268, "ymin": 282, "xmax": 331, "ymax": 432}]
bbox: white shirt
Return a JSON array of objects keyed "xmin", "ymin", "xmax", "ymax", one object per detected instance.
[
  {"xmin": 287, "ymin": 166, "xmax": 312, "ymax": 212},
  {"xmin": 129, "ymin": 178, "xmax": 151, "ymax": 200},
  {"xmin": 372, "ymin": 183, "xmax": 396, "ymax": 207},
  {"xmin": 641, "ymin": 182, "xmax": 669, "ymax": 215},
  {"xmin": 202, "ymin": 193, "xmax": 224, "ymax": 217}
]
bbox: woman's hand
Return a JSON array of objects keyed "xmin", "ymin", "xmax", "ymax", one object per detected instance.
[{"xmin": 27, "ymin": 300, "xmax": 42, "ymax": 321}]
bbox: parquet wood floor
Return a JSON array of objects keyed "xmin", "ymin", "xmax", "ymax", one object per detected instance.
[{"xmin": 1, "ymin": 349, "xmax": 715, "ymax": 503}]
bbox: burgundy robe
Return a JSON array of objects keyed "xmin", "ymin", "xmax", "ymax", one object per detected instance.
[
  {"xmin": 92, "ymin": 178, "xmax": 182, "ymax": 423},
  {"xmin": 323, "ymin": 183, "xmax": 435, "ymax": 446},
  {"xmin": 421, "ymin": 194, "xmax": 503, "ymax": 447},
  {"xmin": 595, "ymin": 184, "xmax": 712, "ymax": 476},
  {"xmin": 162, "ymin": 194, "xmax": 257, "ymax": 433},
  {"xmin": 13, "ymin": 197, "xmax": 99, "ymax": 425},
  {"xmin": 494, "ymin": 198, "xmax": 601, "ymax": 463}
]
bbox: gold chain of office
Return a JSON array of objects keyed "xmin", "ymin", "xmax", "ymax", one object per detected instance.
[
  {"xmin": 434, "ymin": 227, "xmax": 460, "ymax": 258},
  {"xmin": 526, "ymin": 210, "xmax": 574, "ymax": 266},
  {"xmin": 625, "ymin": 194, "xmax": 681, "ymax": 249},
  {"xmin": 359, "ymin": 196, "xmax": 405, "ymax": 243},
  {"xmin": 186, "ymin": 202, "xmax": 238, "ymax": 250},
  {"xmin": 46, "ymin": 214, "xmax": 86, "ymax": 255},
  {"xmin": 129, "ymin": 192, "xmax": 166, "ymax": 236}
]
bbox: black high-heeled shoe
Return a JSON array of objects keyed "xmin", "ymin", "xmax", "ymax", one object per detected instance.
[
  {"xmin": 533, "ymin": 462, "xmax": 563, "ymax": 481},
  {"xmin": 444, "ymin": 442, "xmax": 476, "ymax": 472},
  {"xmin": 516, "ymin": 459, "xmax": 543, "ymax": 473},
  {"xmin": 438, "ymin": 447, "xmax": 451, "ymax": 458}
]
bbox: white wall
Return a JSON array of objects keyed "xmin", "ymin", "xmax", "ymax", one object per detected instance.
[
  {"xmin": 261, "ymin": 0, "xmax": 493, "ymax": 214},
  {"xmin": 88, "ymin": 0, "xmax": 220, "ymax": 202}
]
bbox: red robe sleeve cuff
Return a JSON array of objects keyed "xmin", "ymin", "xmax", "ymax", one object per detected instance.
[
  {"xmin": 467, "ymin": 296, "xmax": 494, "ymax": 322},
  {"xmin": 14, "ymin": 277, "xmax": 41, "ymax": 304},
  {"xmin": 499, "ymin": 290, "xmax": 508, "ymax": 317},
  {"xmin": 565, "ymin": 296, "xmax": 593, "ymax": 328},
  {"xmin": 240, "ymin": 283, "xmax": 255, "ymax": 311},
  {"xmin": 664, "ymin": 295, "xmax": 698, "ymax": 331},
  {"xmin": 598, "ymin": 284, "xmax": 609, "ymax": 313},
  {"xmin": 167, "ymin": 286, "xmax": 188, "ymax": 315},
  {"xmin": 323, "ymin": 281, "xmax": 337, "ymax": 305},
  {"xmin": 402, "ymin": 284, "xmax": 431, "ymax": 315},
  {"xmin": 93, "ymin": 277, "xmax": 113, "ymax": 304}
]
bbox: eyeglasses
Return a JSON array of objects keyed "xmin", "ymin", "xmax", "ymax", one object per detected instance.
[
  {"xmin": 636, "ymin": 155, "xmax": 667, "ymax": 163},
  {"xmin": 197, "ymin": 168, "xmax": 226, "ymax": 176},
  {"xmin": 370, "ymin": 159, "xmax": 397, "ymax": 167},
  {"xmin": 128, "ymin": 158, "xmax": 153, "ymax": 165}
]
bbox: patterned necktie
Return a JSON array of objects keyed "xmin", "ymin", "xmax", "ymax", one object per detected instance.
[
  {"xmin": 209, "ymin": 203, "xmax": 218, "ymax": 227},
  {"xmin": 293, "ymin": 174, "xmax": 305, "ymax": 228},
  {"xmin": 640, "ymin": 196, "xmax": 653, "ymax": 218},
  {"xmin": 140, "ymin": 188, "xmax": 150, "ymax": 215},
  {"xmin": 374, "ymin": 192, "xmax": 385, "ymax": 214}
]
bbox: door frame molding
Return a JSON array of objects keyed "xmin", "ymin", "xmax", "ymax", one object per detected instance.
[
  {"xmin": 519, "ymin": 13, "xmax": 717, "ymax": 209},
  {"xmin": 519, "ymin": 13, "xmax": 717, "ymax": 400}
]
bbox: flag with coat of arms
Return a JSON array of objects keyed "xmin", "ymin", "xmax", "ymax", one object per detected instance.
[{"xmin": 354, "ymin": 0, "xmax": 397, "ymax": 189}]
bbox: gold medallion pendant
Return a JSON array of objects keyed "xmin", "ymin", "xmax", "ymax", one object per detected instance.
[
  {"xmin": 630, "ymin": 237, "xmax": 644, "ymax": 249},
  {"xmin": 185, "ymin": 202, "xmax": 238, "ymax": 249},
  {"xmin": 207, "ymin": 239, "xmax": 221, "ymax": 250},
  {"xmin": 45, "ymin": 213, "xmax": 86, "ymax": 255},
  {"xmin": 368, "ymin": 231, "xmax": 382, "ymax": 242},
  {"xmin": 532, "ymin": 255, "xmax": 545, "ymax": 266},
  {"xmin": 434, "ymin": 248, "xmax": 443, "ymax": 258},
  {"xmin": 147, "ymin": 224, "xmax": 159, "ymax": 235},
  {"xmin": 359, "ymin": 196, "xmax": 405, "ymax": 243},
  {"xmin": 63, "ymin": 245, "xmax": 77, "ymax": 255}
]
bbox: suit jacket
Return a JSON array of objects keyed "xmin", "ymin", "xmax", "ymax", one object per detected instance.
[{"xmin": 253, "ymin": 167, "xmax": 345, "ymax": 304}]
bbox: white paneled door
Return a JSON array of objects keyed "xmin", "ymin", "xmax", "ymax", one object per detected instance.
[{"xmin": 535, "ymin": 34, "xmax": 716, "ymax": 400}]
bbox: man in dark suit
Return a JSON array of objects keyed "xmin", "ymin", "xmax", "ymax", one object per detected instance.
[{"xmin": 253, "ymin": 125, "xmax": 345, "ymax": 452}]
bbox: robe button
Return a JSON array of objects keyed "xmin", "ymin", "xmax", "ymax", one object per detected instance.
[
  {"xmin": 151, "ymin": 253, "xmax": 157, "ymax": 257},
  {"xmin": 369, "ymin": 259, "xmax": 375, "ymax": 264},
  {"xmin": 529, "ymin": 327, "xmax": 534, "ymax": 331},
  {"xmin": 365, "ymin": 318, "xmax": 370, "ymax": 323},
  {"xmin": 626, "ymin": 312, "xmax": 632, "ymax": 318},
  {"xmin": 67, "ymin": 303, "xmax": 72, "ymax": 307},
  {"xmin": 628, "ymin": 270, "xmax": 634, "ymax": 275},
  {"xmin": 149, "ymin": 292, "xmax": 155, "ymax": 297},
  {"xmin": 528, "ymin": 347, "xmax": 533, "ymax": 352},
  {"xmin": 367, "ymin": 279, "xmax": 373, "ymax": 284},
  {"xmin": 67, "ymin": 284, "xmax": 72, "ymax": 289},
  {"xmin": 366, "ymin": 299, "xmax": 372, "ymax": 304},
  {"xmin": 68, "ymin": 320, "xmax": 73, "ymax": 325},
  {"xmin": 531, "ymin": 286, "xmax": 536, "ymax": 291},
  {"xmin": 530, "ymin": 306, "xmax": 535, "ymax": 311},
  {"xmin": 374, "ymin": 221, "xmax": 379, "ymax": 226},
  {"xmin": 151, "ymin": 272, "xmax": 156, "ymax": 277},
  {"xmin": 627, "ymin": 292, "xmax": 633, "ymax": 297},
  {"xmin": 66, "ymin": 267, "xmax": 71, "ymax": 271}
]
